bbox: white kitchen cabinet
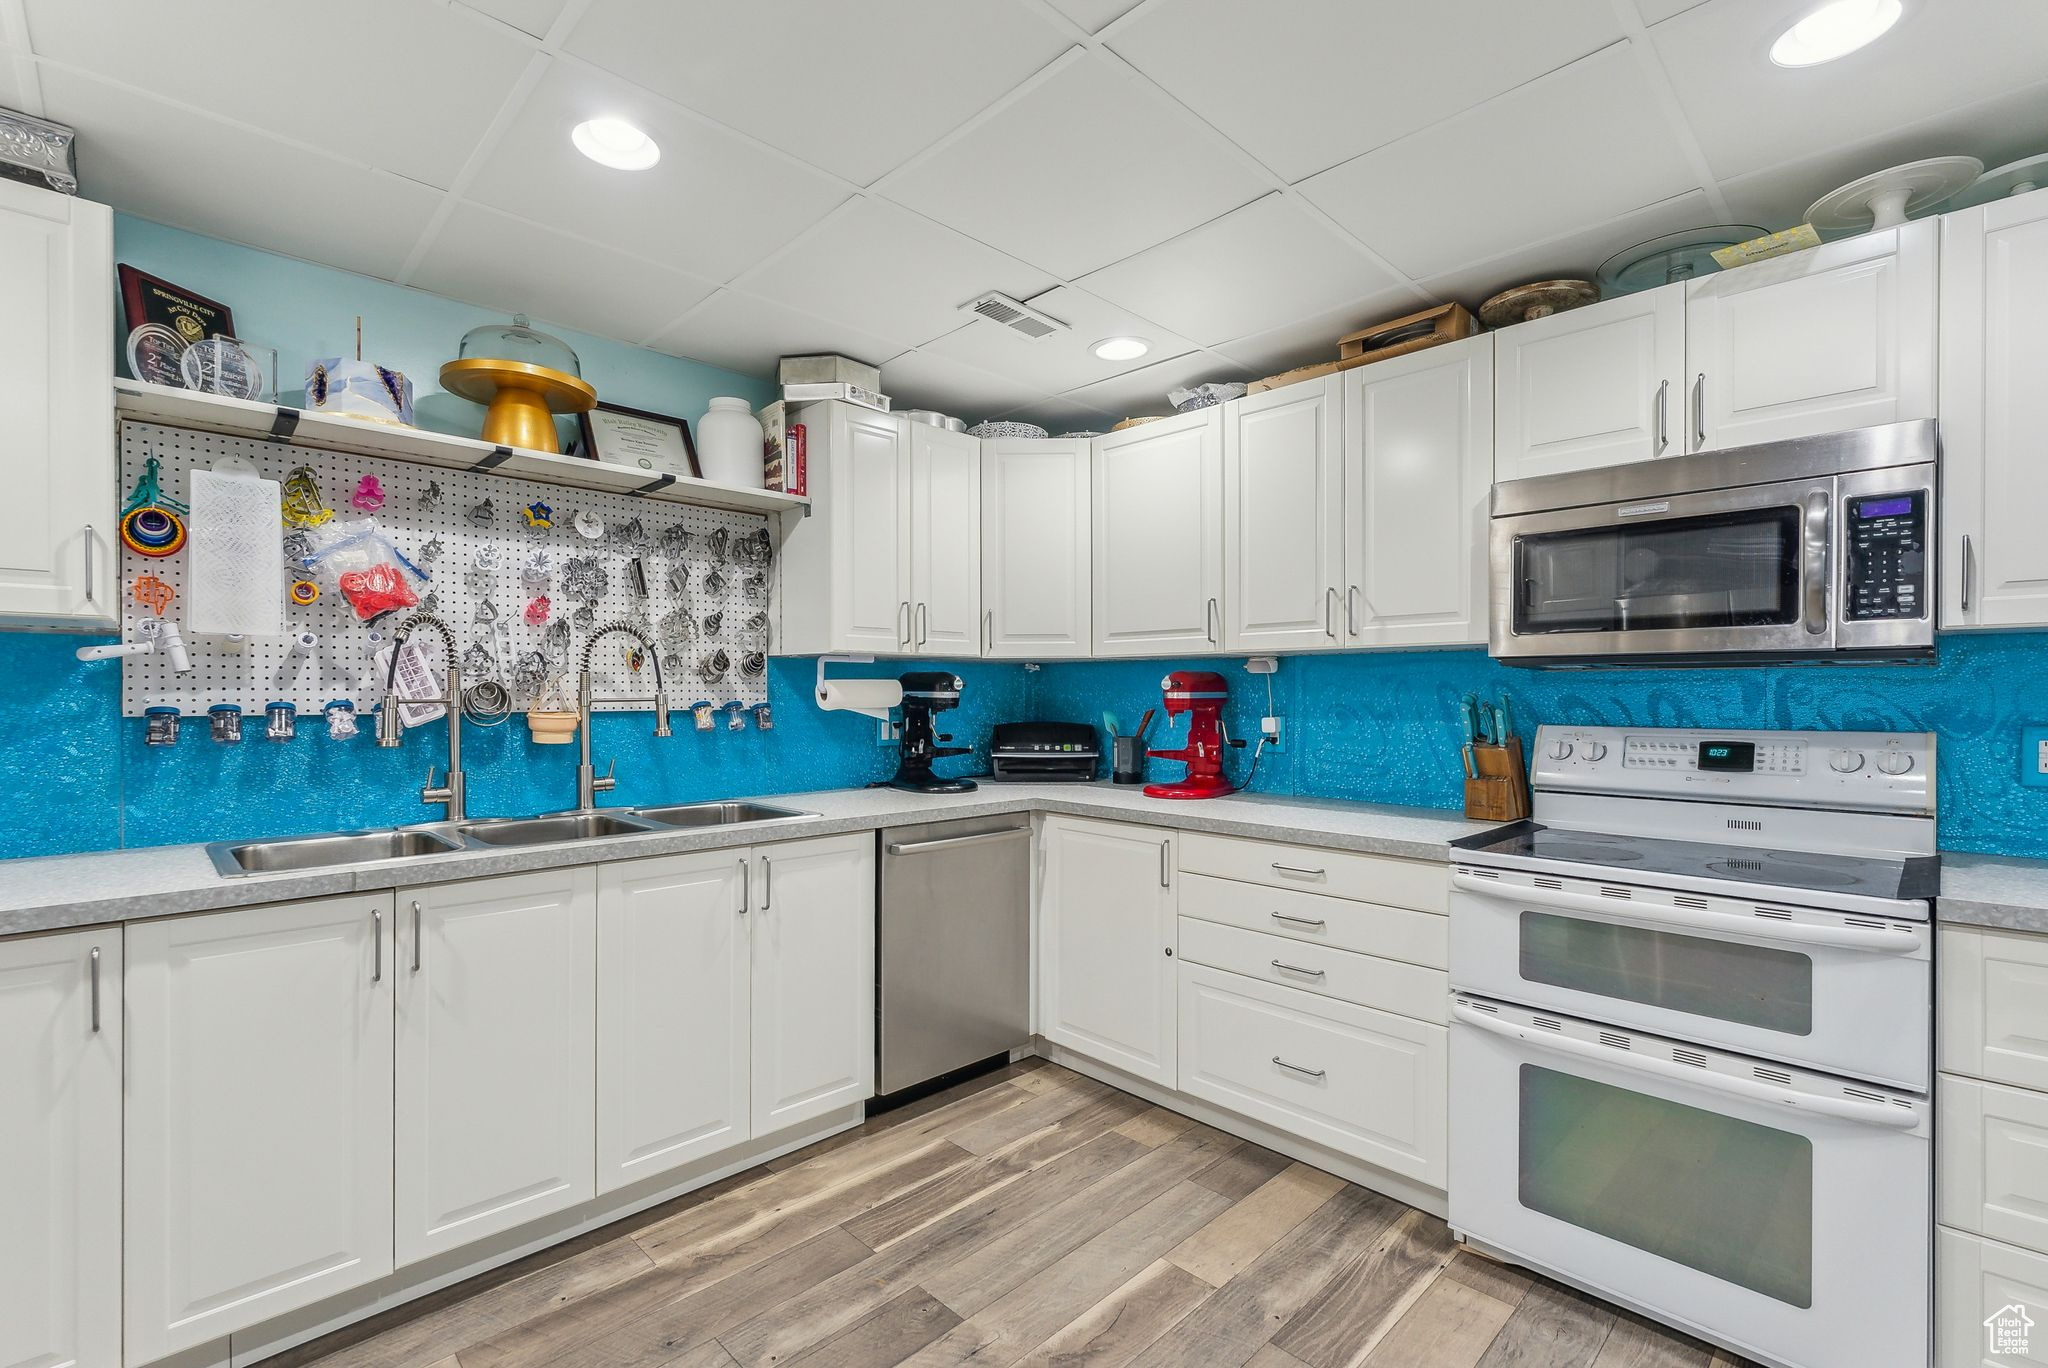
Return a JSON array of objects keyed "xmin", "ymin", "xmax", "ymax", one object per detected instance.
[
  {"xmin": 981, "ymin": 438, "xmax": 1091, "ymax": 658},
  {"xmin": 0, "ymin": 182, "xmax": 113, "ymax": 628},
  {"xmin": 1941, "ymin": 188, "xmax": 2048, "ymax": 628},
  {"xmin": 396, "ymin": 868, "xmax": 596, "ymax": 1265},
  {"xmin": 778, "ymin": 401, "xmax": 913, "ymax": 654},
  {"xmin": 1223, "ymin": 378, "xmax": 1344, "ymax": 652},
  {"xmin": 1037, "ymin": 816, "xmax": 1177, "ymax": 1087},
  {"xmin": 907, "ymin": 422, "xmax": 981, "ymax": 655},
  {"xmin": 0, "ymin": 929, "xmax": 120, "ymax": 1368},
  {"xmin": 1685, "ymin": 218, "xmax": 1937, "ymax": 453},
  {"xmin": 597, "ymin": 852, "xmax": 751, "ymax": 1195},
  {"xmin": 1941, "ymin": 924, "xmax": 2048, "ymax": 1096},
  {"xmin": 125, "ymin": 896, "xmax": 391, "ymax": 1362},
  {"xmin": 1093, "ymin": 407, "xmax": 1224, "ymax": 657},
  {"xmin": 1343, "ymin": 334, "xmax": 1493, "ymax": 648},
  {"xmin": 1493, "ymin": 283, "xmax": 1683, "ymax": 481},
  {"xmin": 749, "ymin": 833, "xmax": 875, "ymax": 1135},
  {"xmin": 1938, "ymin": 1228, "xmax": 2048, "ymax": 1368}
]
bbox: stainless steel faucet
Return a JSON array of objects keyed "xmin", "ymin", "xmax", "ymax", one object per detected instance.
[
  {"xmin": 575, "ymin": 622, "xmax": 671, "ymax": 812},
  {"xmin": 375, "ymin": 613, "xmax": 466, "ymax": 822}
]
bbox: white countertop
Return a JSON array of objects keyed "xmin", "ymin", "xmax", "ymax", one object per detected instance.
[
  {"xmin": 1933, "ymin": 851, "xmax": 2048, "ymax": 933},
  {"xmin": 0, "ymin": 783, "xmax": 1489, "ymax": 937}
]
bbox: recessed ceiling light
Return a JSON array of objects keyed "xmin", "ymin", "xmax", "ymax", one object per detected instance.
[
  {"xmin": 1770, "ymin": 0, "xmax": 1902, "ymax": 67},
  {"xmin": 572, "ymin": 117, "xmax": 660, "ymax": 171},
  {"xmin": 1092, "ymin": 336, "xmax": 1150, "ymax": 361}
]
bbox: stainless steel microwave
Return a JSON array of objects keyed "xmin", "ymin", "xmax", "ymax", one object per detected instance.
[{"xmin": 1489, "ymin": 420, "xmax": 1936, "ymax": 666}]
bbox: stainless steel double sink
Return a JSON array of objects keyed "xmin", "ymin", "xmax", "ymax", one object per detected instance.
[{"xmin": 206, "ymin": 801, "xmax": 814, "ymax": 877}]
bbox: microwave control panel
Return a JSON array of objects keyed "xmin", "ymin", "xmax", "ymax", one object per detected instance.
[{"xmin": 1844, "ymin": 491, "xmax": 1926, "ymax": 621}]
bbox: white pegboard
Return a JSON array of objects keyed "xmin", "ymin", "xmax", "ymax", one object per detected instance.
[{"xmin": 118, "ymin": 422, "xmax": 773, "ymax": 718}]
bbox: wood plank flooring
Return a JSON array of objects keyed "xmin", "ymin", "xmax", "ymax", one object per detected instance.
[{"xmin": 266, "ymin": 1061, "xmax": 1759, "ymax": 1368}]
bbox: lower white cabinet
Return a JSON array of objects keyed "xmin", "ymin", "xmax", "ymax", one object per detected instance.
[
  {"xmin": 1941, "ymin": 924, "xmax": 2048, "ymax": 1094},
  {"xmin": 1939, "ymin": 1228, "xmax": 2048, "ymax": 1367},
  {"xmin": 396, "ymin": 868, "xmax": 597, "ymax": 1266},
  {"xmin": 125, "ymin": 896, "xmax": 392, "ymax": 1363},
  {"xmin": 0, "ymin": 928, "xmax": 120, "ymax": 1368},
  {"xmin": 749, "ymin": 833, "xmax": 876, "ymax": 1134},
  {"xmin": 597, "ymin": 852, "xmax": 752, "ymax": 1195},
  {"xmin": 1038, "ymin": 816, "xmax": 1178, "ymax": 1087}
]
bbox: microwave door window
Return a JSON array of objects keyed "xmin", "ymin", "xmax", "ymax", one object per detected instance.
[{"xmin": 1518, "ymin": 508, "xmax": 1802, "ymax": 635}]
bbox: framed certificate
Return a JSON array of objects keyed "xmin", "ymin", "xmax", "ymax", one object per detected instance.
[{"xmin": 576, "ymin": 401, "xmax": 701, "ymax": 478}]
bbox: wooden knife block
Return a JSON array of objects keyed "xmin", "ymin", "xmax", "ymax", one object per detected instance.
[{"xmin": 1464, "ymin": 741, "xmax": 1531, "ymax": 823}]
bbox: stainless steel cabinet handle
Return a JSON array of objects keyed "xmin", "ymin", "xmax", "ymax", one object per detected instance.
[
  {"xmin": 1270, "ymin": 911, "xmax": 1327, "ymax": 929},
  {"xmin": 915, "ymin": 601, "xmax": 929, "ymax": 647},
  {"xmin": 1654, "ymin": 380, "xmax": 1669, "ymax": 455},
  {"xmin": 887, "ymin": 827, "xmax": 1031, "ymax": 856},
  {"xmin": 738, "ymin": 859, "xmax": 749, "ymax": 914},
  {"xmin": 82, "ymin": 525, "xmax": 95, "ymax": 604},
  {"xmin": 1270, "ymin": 958, "xmax": 1326, "ymax": 978},
  {"xmin": 983, "ymin": 609, "xmax": 993, "ymax": 653},
  {"xmin": 898, "ymin": 601, "xmax": 911, "ymax": 647},
  {"xmin": 1272, "ymin": 1056, "xmax": 1325, "ymax": 1079},
  {"xmin": 760, "ymin": 856, "xmax": 772, "ymax": 910},
  {"xmin": 1961, "ymin": 534, "xmax": 1974, "ymax": 613},
  {"xmin": 372, "ymin": 909, "xmax": 383, "ymax": 983},
  {"xmin": 1159, "ymin": 840, "xmax": 1171, "ymax": 889},
  {"xmin": 1346, "ymin": 586, "xmax": 1361, "ymax": 637},
  {"xmin": 411, "ymin": 899, "xmax": 423, "ymax": 972},
  {"xmin": 1691, "ymin": 373, "xmax": 1706, "ymax": 450},
  {"xmin": 89, "ymin": 946, "xmax": 101, "ymax": 1032},
  {"xmin": 1270, "ymin": 862, "xmax": 1325, "ymax": 879},
  {"xmin": 1324, "ymin": 587, "xmax": 1339, "ymax": 639},
  {"xmin": 1205, "ymin": 597, "xmax": 1219, "ymax": 645}
]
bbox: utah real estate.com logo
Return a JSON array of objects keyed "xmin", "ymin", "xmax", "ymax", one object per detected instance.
[{"xmin": 1986, "ymin": 1303, "xmax": 2034, "ymax": 1356}]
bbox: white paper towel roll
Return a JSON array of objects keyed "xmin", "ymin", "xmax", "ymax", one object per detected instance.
[{"xmin": 816, "ymin": 678, "xmax": 903, "ymax": 719}]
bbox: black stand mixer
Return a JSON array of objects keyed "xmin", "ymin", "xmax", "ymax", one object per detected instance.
[{"xmin": 888, "ymin": 671, "xmax": 977, "ymax": 794}]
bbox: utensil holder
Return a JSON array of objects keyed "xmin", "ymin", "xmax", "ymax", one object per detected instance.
[
  {"xmin": 1112, "ymin": 735, "xmax": 1144, "ymax": 785},
  {"xmin": 1463, "ymin": 740, "xmax": 1531, "ymax": 823}
]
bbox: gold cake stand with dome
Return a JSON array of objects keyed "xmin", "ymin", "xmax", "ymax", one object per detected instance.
[{"xmin": 439, "ymin": 314, "xmax": 596, "ymax": 455}]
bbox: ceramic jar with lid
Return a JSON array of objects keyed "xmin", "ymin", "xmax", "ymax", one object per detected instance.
[{"xmin": 697, "ymin": 397, "xmax": 764, "ymax": 488}]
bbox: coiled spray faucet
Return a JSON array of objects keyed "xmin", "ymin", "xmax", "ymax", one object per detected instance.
[{"xmin": 574, "ymin": 621, "xmax": 671, "ymax": 811}]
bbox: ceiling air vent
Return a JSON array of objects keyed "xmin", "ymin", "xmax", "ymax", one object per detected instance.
[{"xmin": 961, "ymin": 291, "xmax": 1069, "ymax": 341}]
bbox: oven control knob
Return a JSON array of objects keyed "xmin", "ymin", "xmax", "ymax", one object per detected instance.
[
  {"xmin": 1876, "ymin": 751, "xmax": 1914, "ymax": 775},
  {"xmin": 1582, "ymin": 741, "xmax": 1608, "ymax": 762},
  {"xmin": 1547, "ymin": 739, "xmax": 1573, "ymax": 761},
  {"xmin": 1829, "ymin": 749, "xmax": 1865, "ymax": 774}
]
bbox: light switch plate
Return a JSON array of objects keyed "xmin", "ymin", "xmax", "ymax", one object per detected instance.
[{"xmin": 2021, "ymin": 726, "xmax": 2048, "ymax": 787}]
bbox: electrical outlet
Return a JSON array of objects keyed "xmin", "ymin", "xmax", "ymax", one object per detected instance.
[
  {"xmin": 2022, "ymin": 726, "xmax": 2048, "ymax": 787},
  {"xmin": 878, "ymin": 718, "xmax": 898, "ymax": 746},
  {"xmin": 1261, "ymin": 716, "xmax": 1283, "ymax": 747}
]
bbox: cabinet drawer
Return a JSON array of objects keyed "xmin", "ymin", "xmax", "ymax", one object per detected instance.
[
  {"xmin": 1938, "ymin": 1227, "xmax": 2048, "ymax": 1366},
  {"xmin": 1177, "ymin": 961, "xmax": 1446, "ymax": 1188},
  {"xmin": 1942, "ymin": 925, "xmax": 2048, "ymax": 1092},
  {"xmin": 1176, "ymin": 831, "xmax": 1447, "ymax": 912},
  {"xmin": 1178, "ymin": 872, "xmax": 1445, "ymax": 969},
  {"xmin": 1941, "ymin": 1074, "xmax": 2048, "ymax": 1259},
  {"xmin": 1177, "ymin": 916, "xmax": 1447, "ymax": 1025}
]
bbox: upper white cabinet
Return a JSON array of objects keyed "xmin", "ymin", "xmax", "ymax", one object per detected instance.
[
  {"xmin": 1093, "ymin": 407, "xmax": 1224, "ymax": 657},
  {"xmin": 0, "ymin": 183, "xmax": 113, "ymax": 628},
  {"xmin": 1224, "ymin": 378, "xmax": 1344, "ymax": 652},
  {"xmin": 125, "ymin": 896, "xmax": 392, "ymax": 1363},
  {"xmin": 597, "ymin": 852, "xmax": 751, "ymax": 1195},
  {"xmin": 749, "ymin": 834, "xmax": 876, "ymax": 1134},
  {"xmin": 1344, "ymin": 335, "xmax": 1494, "ymax": 648},
  {"xmin": 1941, "ymin": 188, "xmax": 2048, "ymax": 629},
  {"xmin": 0, "ymin": 928, "xmax": 120, "ymax": 1368},
  {"xmin": 1493, "ymin": 283, "xmax": 1683, "ymax": 482},
  {"xmin": 981, "ymin": 438, "xmax": 1091, "ymax": 658},
  {"xmin": 1685, "ymin": 218, "xmax": 1937, "ymax": 452},
  {"xmin": 906, "ymin": 423, "xmax": 981, "ymax": 654},
  {"xmin": 779, "ymin": 402, "xmax": 913, "ymax": 655},
  {"xmin": 396, "ymin": 868, "xmax": 596, "ymax": 1266},
  {"xmin": 1038, "ymin": 816, "xmax": 1178, "ymax": 1087}
]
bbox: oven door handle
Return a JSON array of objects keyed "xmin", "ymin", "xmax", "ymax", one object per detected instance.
[
  {"xmin": 1451, "ymin": 871, "xmax": 1926, "ymax": 954},
  {"xmin": 1450, "ymin": 1003, "xmax": 1920, "ymax": 1129}
]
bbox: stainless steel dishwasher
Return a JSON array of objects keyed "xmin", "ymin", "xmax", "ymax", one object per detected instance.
[{"xmin": 877, "ymin": 813, "xmax": 1032, "ymax": 1097}]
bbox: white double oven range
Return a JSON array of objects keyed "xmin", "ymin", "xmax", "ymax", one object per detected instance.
[{"xmin": 1449, "ymin": 724, "xmax": 1938, "ymax": 1368}]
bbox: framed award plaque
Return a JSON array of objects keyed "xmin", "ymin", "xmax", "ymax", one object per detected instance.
[
  {"xmin": 576, "ymin": 401, "xmax": 701, "ymax": 479},
  {"xmin": 117, "ymin": 265, "xmax": 237, "ymax": 386}
]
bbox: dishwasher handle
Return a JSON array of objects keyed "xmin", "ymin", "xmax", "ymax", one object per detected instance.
[{"xmin": 886, "ymin": 826, "xmax": 1031, "ymax": 857}]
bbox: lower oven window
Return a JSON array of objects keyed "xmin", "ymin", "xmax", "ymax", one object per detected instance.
[
  {"xmin": 1520, "ymin": 911, "xmax": 1814, "ymax": 1036},
  {"xmin": 1520, "ymin": 1064, "xmax": 1814, "ymax": 1307}
]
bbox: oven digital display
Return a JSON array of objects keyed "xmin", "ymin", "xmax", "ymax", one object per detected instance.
[{"xmin": 1698, "ymin": 741, "xmax": 1756, "ymax": 772}]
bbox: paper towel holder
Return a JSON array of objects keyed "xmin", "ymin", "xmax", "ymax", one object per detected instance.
[{"xmin": 815, "ymin": 655, "xmax": 903, "ymax": 721}]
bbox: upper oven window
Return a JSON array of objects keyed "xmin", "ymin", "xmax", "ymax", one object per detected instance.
[{"xmin": 1515, "ymin": 507, "xmax": 1802, "ymax": 635}]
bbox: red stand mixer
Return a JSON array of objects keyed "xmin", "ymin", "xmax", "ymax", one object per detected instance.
[{"xmin": 1144, "ymin": 670, "xmax": 1240, "ymax": 799}]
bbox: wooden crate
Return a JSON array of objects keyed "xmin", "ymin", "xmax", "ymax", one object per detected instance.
[{"xmin": 1249, "ymin": 302, "xmax": 1480, "ymax": 394}]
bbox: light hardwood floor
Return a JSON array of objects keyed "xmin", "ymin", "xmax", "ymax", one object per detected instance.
[{"xmin": 267, "ymin": 1061, "xmax": 1758, "ymax": 1368}]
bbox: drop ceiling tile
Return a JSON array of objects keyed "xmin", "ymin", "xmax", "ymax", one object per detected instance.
[
  {"xmin": 1043, "ymin": 0, "xmax": 1146, "ymax": 34},
  {"xmin": 48, "ymin": 71, "xmax": 441, "ymax": 280},
  {"xmin": 1419, "ymin": 189, "xmax": 1719, "ymax": 312},
  {"xmin": 918, "ymin": 285, "xmax": 1201, "ymax": 394},
  {"xmin": 1210, "ymin": 287, "xmax": 1432, "ymax": 377},
  {"xmin": 455, "ymin": 0, "xmax": 564, "ymax": 38},
  {"xmin": 885, "ymin": 53, "xmax": 1264, "ymax": 279},
  {"xmin": 647, "ymin": 289, "xmax": 907, "ymax": 378},
  {"xmin": 878, "ymin": 349, "xmax": 1044, "ymax": 424},
  {"xmin": 1074, "ymin": 193, "xmax": 1404, "ymax": 347},
  {"xmin": 739, "ymin": 197, "xmax": 1055, "ymax": 350},
  {"xmin": 21, "ymin": 0, "xmax": 532, "ymax": 189},
  {"xmin": 1634, "ymin": 0, "xmax": 1710, "ymax": 22},
  {"xmin": 0, "ymin": 48, "xmax": 31, "ymax": 113},
  {"xmin": 1060, "ymin": 350, "xmax": 1249, "ymax": 423},
  {"xmin": 1299, "ymin": 44, "xmax": 1698, "ymax": 280},
  {"xmin": 464, "ymin": 61, "xmax": 849, "ymax": 286},
  {"xmin": 410, "ymin": 204, "xmax": 716, "ymax": 348},
  {"xmin": 1651, "ymin": 0, "xmax": 2048, "ymax": 180},
  {"xmin": 561, "ymin": 0, "xmax": 1071, "ymax": 184},
  {"xmin": 1107, "ymin": 0, "xmax": 1624, "ymax": 183}
]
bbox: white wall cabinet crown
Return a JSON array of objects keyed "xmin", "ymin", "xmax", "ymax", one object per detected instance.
[
  {"xmin": 0, "ymin": 182, "xmax": 114, "ymax": 628},
  {"xmin": 1038, "ymin": 815, "xmax": 1178, "ymax": 1086},
  {"xmin": 1224, "ymin": 378, "xmax": 1345, "ymax": 652},
  {"xmin": 1093, "ymin": 407, "xmax": 1225, "ymax": 657},
  {"xmin": 0, "ymin": 927, "xmax": 120, "ymax": 1368},
  {"xmin": 1493, "ymin": 283, "xmax": 1684, "ymax": 482},
  {"xmin": 981, "ymin": 438, "xmax": 1092, "ymax": 658}
]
